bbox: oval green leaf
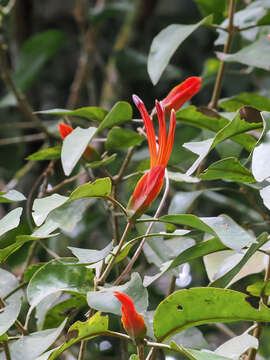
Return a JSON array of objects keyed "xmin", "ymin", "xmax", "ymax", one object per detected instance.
[{"xmin": 154, "ymin": 288, "xmax": 270, "ymax": 342}]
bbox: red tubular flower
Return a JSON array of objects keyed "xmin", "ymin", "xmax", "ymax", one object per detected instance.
[
  {"xmin": 161, "ymin": 76, "xmax": 201, "ymax": 112},
  {"xmin": 114, "ymin": 291, "xmax": 147, "ymax": 343},
  {"xmin": 127, "ymin": 96, "xmax": 176, "ymax": 218},
  {"xmin": 127, "ymin": 77, "xmax": 201, "ymax": 218},
  {"xmin": 58, "ymin": 123, "xmax": 100, "ymax": 162}
]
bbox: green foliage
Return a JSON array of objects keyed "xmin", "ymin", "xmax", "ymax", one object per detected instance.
[{"xmin": 2, "ymin": 1, "xmax": 270, "ymax": 359}]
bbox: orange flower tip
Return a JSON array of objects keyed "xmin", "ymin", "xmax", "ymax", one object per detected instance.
[{"xmin": 58, "ymin": 123, "xmax": 73, "ymax": 140}]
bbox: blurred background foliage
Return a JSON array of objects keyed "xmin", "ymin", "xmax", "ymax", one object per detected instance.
[{"xmin": 2, "ymin": 0, "xmax": 270, "ymax": 359}]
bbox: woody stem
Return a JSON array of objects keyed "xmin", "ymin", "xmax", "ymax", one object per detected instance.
[
  {"xmin": 137, "ymin": 344, "xmax": 145, "ymax": 360},
  {"xmin": 208, "ymin": 0, "xmax": 236, "ymax": 109},
  {"xmin": 97, "ymin": 220, "xmax": 133, "ymax": 285}
]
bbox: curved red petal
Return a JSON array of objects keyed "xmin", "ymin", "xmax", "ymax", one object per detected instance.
[
  {"xmin": 164, "ymin": 109, "xmax": 176, "ymax": 166},
  {"xmin": 155, "ymin": 100, "xmax": 167, "ymax": 166},
  {"xmin": 133, "ymin": 94, "xmax": 157, "ymax": 167}
]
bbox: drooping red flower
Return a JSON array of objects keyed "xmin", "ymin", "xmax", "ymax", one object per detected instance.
[
  {"xmin": 161, "ymin": 76, "xmax": 201, "ymax": 112},
  {"xmin": 114, "ymin": 291, "xmax": 146, "ymax": 343},
  {"xmin": 127, "ymin": 96, "xmax": 175, "ymax": 218},
  {"xmin": 58, "ymin": 123, "xmax": 100, "ymax": 162}
]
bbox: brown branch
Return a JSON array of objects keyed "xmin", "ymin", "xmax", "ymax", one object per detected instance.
[
  {"xmin": 2, "ymin": 341, "xmax": 11, "ymax": 360},
  {"xmin": 0, "ymin": 44, "xmax": 52, "ymax": 137},
  {"xmin": 66, "ymin": 0, "xmax": 98, "ymax": 109},
  {"xmin": 208, "ymin": 0, "xmax": 236, "ymax": 109}
]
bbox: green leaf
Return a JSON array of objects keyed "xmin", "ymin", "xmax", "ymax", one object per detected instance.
[
  {"xmin": 61, "ymin": 126, "xmax": 97, "ymax": 176},
  {"xmin": 68, "ymin": 242, "xmax": 113, "ymax": 264},
  {"xmin": 42, "ymin": 295, "xmax": 87, "ymax": 330},
  {"xmin": 32, "ymin": 194, "xmax": 68, "ymax": 226},
  {"xmin": 169, "ymin": 238, "xmax": 228, "ymax": 271},
  {"xmin": 26, "ymin": 146, "xmax": 62, "ymax": 161},
  {"xmin": 32, "ymin": 199, "xmax": 92, "ymax": 236},
  {"xmin": 214, "ymin": 333, "xmax": 258, "ymax": 359},
  {"xmin": 183, "ymin": 112, "xmax": 260, "ymax": 175},
  {"xmin": 47, "ymin": 312, "xmax": 109, "ymax": 360},
  {"xmin": 0, "ymin": 234, "xmax": 57, "ymax": 263},
  {"xmin": 154, "ymin": 288, "xmax": 270, "ymax": 342},
  {"xmin": 0, "ymin": 30, "xmax": 66, "ymax": 108},
  {"xmin": 0, "ymin": 334, "xmax": 8, "ymax": 341},
  {"xmin": 97, "ymin": 101, "xmax": 133, "ymax": 132},
  {"xmin": 27, "ymin": 258, "xmax": 94, "ymax": 310},
  {"xmin": 171, "ymin": 327, "xmax": 210, "ymax": 350},
  {"xmin": 217, "ymin": 36, "xmax": 270, "ymax": 71},
  {"xmin": 252, "ymin": 112, "xmax": 270, "ymax": 181},
  {"xmin": 247, "ymin": 280, "xmax": 270, "ymax": 297},
  {"xmin": 68, "ymin": 177, "xmax": 111, "ymax": 202},
  {"xmin": 0, "ymin": 269, "xmax": 24, "ymax": 336},
  {"xmin": 193, "ymin": 0, "xmax": 226, "ymax": 23},
  {"xmin": 209, "ymin": 232, "xmax": 268, "ymax": 288},
  {"xmin": 159, "ymin": 214, "xmax": 256, "ymax": 250},
  {"xmin": 0, "ymin": 207, "xmax": 23, "ymax": 237},
  {"xmin": 129, "ymin": 355, "xmax": 139, "ymax": 360},
  {"xmin": 86, "ymin": 153, "xmax": 117, "ymax": 168},
  {"xmin": 215, "ymin": 7, "xmax": 267, "ymax": 46},
  {"xmin": 106, "ymin": 127, "xmax": 144, "ymax": 150},
  {"xmin": 167, "ymin": 171, "xmax": 200, "ymax": 184},
  {"xmin": 147, "ymin": 15, "xmax": 212, "ymax": 85},
  {"xmin": 220, "ymin": 93, "xmax": 270, "ymax": 112},
  {"xmin": 0, "ymin": 190, "xmax": 25, "ymax": 203},
  {"xmin": 176, "ymin": 106, "xmax": 258, "ymax": 151},
  {"xmin": 0, "ymin": 320, "xmax": 67, "ymax": 360},
  {"xmin": 87, "ymin": 272, "xmax": 148, "ymax": 315},
  {"xmin": 170, "ymin": 341, "xmax": 230, "ymax": 360},
  {"xmin": 36, "ymin": 106, "xmax": 108, "ymax": 122},
  {"xmin": 200, "ymin": 157, "xmax": 255, "ymax": 183},
  {"xmin": 144, "ymin": 237, "xmax": 228, "ymax": 287}
]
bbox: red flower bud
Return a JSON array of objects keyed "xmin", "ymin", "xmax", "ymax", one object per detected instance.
[
  {"xmin": 161, "ymin": 76, "xmax": 201, "ymax": 112},
  {"xmin": 114, "ymin": 291, "xmax": 146, "ymax": 343}
]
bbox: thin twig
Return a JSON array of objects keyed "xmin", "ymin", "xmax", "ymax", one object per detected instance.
[
  {"xmin": 78, "ymin": 340, "xmax": 86, "ymax": 360},
  {"xmin": 0, "ymin": 133, "xmax": 45, "ymax": 146},
  {"xmin": 46, "ymin": 171, "xmax": 84, "ymax": 195},
  {"xmin": 114, "ymin": 170, "xmax": 170, "ymax": 285},
  {"xmin": 208, "ymin": 0, "xmax": 236, "ymax": 109},
  {"xmin": 97, "ymin": 220, "xmax": 133, "ymax": 285},
  {"xmin": 0, "ymin": 44, "xmax": 52, "ymax": 137},
  {"xmin": 2, "ymin": 341, "xmax": 11, "ymax": 360}
]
